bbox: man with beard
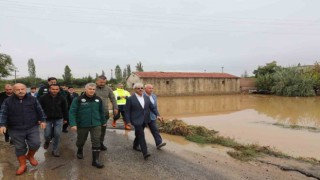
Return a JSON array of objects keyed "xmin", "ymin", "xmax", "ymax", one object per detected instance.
[
  {"xmin": 95, "ymin": 75, "xmax": 118, "ymax": 150},
  {"xmin": 40, "ymin": 84, "xmax": 68, "ymax": 157}
]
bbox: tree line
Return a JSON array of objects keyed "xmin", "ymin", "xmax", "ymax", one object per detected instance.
[
  {"xmin": 0, "ymin": 52, "xmax": 144, "ymax": 88},
  {"xmin": 254, "ymin": 61, "xmax": 320, "ymax": 96}
]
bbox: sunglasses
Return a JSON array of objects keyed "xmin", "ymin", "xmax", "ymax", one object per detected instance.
[{"xmin": 135, "ymin": 87, "xmax": 144, "ymax": 90}]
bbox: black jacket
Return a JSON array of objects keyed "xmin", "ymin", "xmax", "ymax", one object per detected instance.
[
  {"xmin": 39, "ymin": 93, "xmax": 68, "ymax": 121},
  {"xmin": 0, "ymin": 94, "xmax": 46, "ymax": 130},
  {"xmin": 0, "ymin": 92, "xmax": 11, "ymax": 105}
]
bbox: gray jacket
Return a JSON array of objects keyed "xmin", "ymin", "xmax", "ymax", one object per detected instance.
[{"xmin": 95, "ymin": 85, "xmax": 118, "ymax": 113}]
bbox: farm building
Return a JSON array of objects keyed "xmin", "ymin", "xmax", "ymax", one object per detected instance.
[{"xmin": 126, "ymin": 72, "xmax": 240, "ymax": 96}]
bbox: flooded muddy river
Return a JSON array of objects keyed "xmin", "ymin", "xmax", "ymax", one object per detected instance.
[{"xmin": 157, "ymin": 94, "xmax": 320, "ymax": 159}]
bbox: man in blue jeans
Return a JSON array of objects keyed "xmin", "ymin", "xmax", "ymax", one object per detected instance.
[
  {"xmin": 144, "ymin": 84, "xmax": 166, "ymax": 149},
  {"xmin": 40, "ymin": 84, "xmax": 68, "ymax": 157},
  {"xmin": 0, "ymin": 83, "xmax": 46, "ymax": 175}
]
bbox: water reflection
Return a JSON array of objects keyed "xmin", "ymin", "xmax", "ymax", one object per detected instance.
[{"xmin": 158, "ymin": 95, "xmax": 320, "ymax": 127}]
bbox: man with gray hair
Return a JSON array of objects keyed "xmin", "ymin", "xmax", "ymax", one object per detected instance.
[
  {"xmin": 69, "ymin": 83, "xmax": 106, "ymax": 168},
  {"xmin": 144, "ymin": 84, "xmax": 166, "ymax": 149},
  {"xmin": 125, "ymin": 82, "xmax": 162, "ymax": 160}
]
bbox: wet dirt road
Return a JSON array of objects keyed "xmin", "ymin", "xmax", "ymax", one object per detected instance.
[{"xmin": 0, "ymin": 122, "xmax": 309, "ymax": 180}]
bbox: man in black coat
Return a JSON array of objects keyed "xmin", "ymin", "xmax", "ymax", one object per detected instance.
[
  {"xmin": 40, "ymin": 84, "xmax": 68, "ymax": 157},
  {"xmin": 125, "ymin": 82, "xmax": 162, "ymax": 160},
  {"xmin": 0, "ymin": 84, "xmax": 13, "ymax": 143}
]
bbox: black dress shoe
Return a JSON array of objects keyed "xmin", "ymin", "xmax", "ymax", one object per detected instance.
[
  {"xmin": 156, "ymin": 142, "xmax": 166, "ymax": 150},
  {"xmin": 133, "ymin": 146, "xmax": 141, "ymax": 152},
  {"xmin": 143, "ymin": 153, "xmax": 151, "ymax": 160}
]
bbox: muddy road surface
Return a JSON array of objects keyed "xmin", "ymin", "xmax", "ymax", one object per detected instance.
[{"xmin": 0, "ymin": 124, "xmax": 311, "ymax": 180}]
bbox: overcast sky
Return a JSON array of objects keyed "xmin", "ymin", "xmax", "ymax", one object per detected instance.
[{"xmin": 0, "ymin": 0, "xmax": 319, "ymax": 79}]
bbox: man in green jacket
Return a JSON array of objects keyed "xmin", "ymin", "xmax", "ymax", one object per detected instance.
[{"xmin": 69, "ymin": 83, "xmax": 106, "ymax": 168}]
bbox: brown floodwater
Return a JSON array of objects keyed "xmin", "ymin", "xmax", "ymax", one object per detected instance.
[{"xmin": 157, "ymin": 94, "xmax": 320, "ymax": 159}]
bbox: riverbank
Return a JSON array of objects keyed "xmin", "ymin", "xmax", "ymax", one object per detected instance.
[{"xmin": 0, "ymin": 121, "xmax": 314, "ymax": 179}]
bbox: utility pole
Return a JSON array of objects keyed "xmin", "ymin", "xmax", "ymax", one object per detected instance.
[
  {"xmin": 221, "ymin": 66, "xmax": 224, "ymax": 73},
  {"xmin": 110, "ymin": 69, "xmax": 113, "ymax": 79}
]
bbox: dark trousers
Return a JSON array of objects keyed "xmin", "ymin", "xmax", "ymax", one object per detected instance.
[
  {"xmin": 100, "ymin": 112, "xmax": 109, "ymax": 143},
  {"xmin": 77, "ymin": 126, "xmax": 101, "ymax": 149},
  {"xmin": 9, "ymin": 126, "xmax": 40, "ymax": 156},
  {"xmin": 148, "ymin": 120, "xmax": 162, "ymax": 146},
  {"xmin": 4, "ymin": 129, "xmax": 9, "ymax": 141},
  {"xmin": 113, "ymin": 105, "xmax": 126, "ymax": 121},
  {"xmin": 63, "ymin": 122, "xmax": 68, "ymax": 131},
  {"xmin": 133, "ymin": 123, "xmax": 148, "ymax": 155}
]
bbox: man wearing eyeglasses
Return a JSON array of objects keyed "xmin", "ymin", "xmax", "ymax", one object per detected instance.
[{"xmin": 125, "ymin": 83, "xmax": 162, "ymax": 160}]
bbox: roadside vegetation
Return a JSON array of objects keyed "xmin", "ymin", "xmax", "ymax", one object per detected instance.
[
  {"xmin": 254, "ymin": 61, "xmax": 320, "ymax": 97},
  {"xmin": 158, "ymin": 119, "xmax": 320, "ymax": 164}
]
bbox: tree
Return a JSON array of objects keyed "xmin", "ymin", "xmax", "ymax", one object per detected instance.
[
  {"xmin": 62, "ymin": 65, "xmax": 72, "ymax": 85},
  {"xmin": 122, "ymin": 68, "xmax": 127, "ymax": 81},
  {"xmin": 115, "ymin": 65, "xmax": 122, "ymax": 82},
  {"xmin": 253, "ymin": 61, "xmax": 280, "ymax": 77},
  {"xmin": 27, "ymin": 58, "xmax": 36, "ymax": 78},
  {"xmin": 87, "ymin": 74, "xmax": 93, "ymax": 82},
  {"xmin": 126, "ymin": 64, "xmax": 131, "ymax": 76},
  {"xmin": 101, "ymin": 70, "xmax": 105, "ymax": 76},
  {"xmin": 253, "ymin": 61, "xmax": 281, "ymax": 91},
  {"xmin": 271, "ymin": 66, "xmax": 314, "ymax": 97},
  {"xmin": 0, "ymin": 53, "xmax": 15, "ymax": 78},
  {"xmin": 135, "ymin": 61, "xmax": 143, "ymax": 72}
]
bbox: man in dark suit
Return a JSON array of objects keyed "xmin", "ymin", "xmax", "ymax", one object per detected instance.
[{"xmin": 125, "ymin": 82, "xmax": 162, "ymax": 160}]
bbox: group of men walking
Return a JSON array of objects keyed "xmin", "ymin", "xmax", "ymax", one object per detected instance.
[{"xmin": 0, "ymin": 75, "xmax": 166, "ymax": 175}]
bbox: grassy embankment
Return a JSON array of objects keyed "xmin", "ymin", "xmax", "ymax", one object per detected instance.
[{"xmin": 158, "ymin": 119, "xmax": 319, "ymax": 164}]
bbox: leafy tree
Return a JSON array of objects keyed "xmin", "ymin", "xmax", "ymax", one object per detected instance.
[
  {"xmin": 253, "ymin": 61, "xmax": 280, "ymax": 77},
  {"xmin": 87, "ymin": 74, "xmax": 93, "ymax": 82},
  {"xmin": 306, "ymin": 61, "xmax": 320, "ymax": 94},
  {"xmin": 62, "ymin": 65, "xmax": 72, "ymax": 85},
  {"xmin": 27, "ymin": 58, "xmax": 36, "ymax": 78},
  {"xmin": 253, "ymin": 61, "xmax": 281, "ymax": 91},
  {"xmin": 135, "ymin": 61, "xmax": 143, "ymax": 72},
  {"xmin": 126, "ymin": 64, "xmax": 131, "ymax": 76},
  {"xmin": 271, "ymin": 67, "xmax": 314, "ymax": 96},
  {"xmin": 123, "ymin": 68, "xmax": 127, "ymax": 80},
  {"xmin": 0, "ymin": 53, "xmax": 15, "ymax": 78},
  {"xmin": 115, "ymin": 65, "xmax": 122, "ymax": 82}
]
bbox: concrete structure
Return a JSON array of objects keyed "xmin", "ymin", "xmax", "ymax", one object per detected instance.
[
  {"xmin": 126, "ymin": 72, "xmax": 240, "ymax": 96},
  {"xmin": 240, "ymin": 78, "xmax": 257, "ymax": 93}
]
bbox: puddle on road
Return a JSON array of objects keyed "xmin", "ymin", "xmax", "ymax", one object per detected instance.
[{"xmin": 157, "ymin": 95, "xmax": 320, "ymax": 159}]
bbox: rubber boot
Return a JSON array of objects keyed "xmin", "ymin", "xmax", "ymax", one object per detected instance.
[
  {"xmin": 77, "ymin": 148, "xmax": 83, "ymax": 159},
  {"xmin": 100, "ymin": 143, "xmax": 107, "ymax": 151},
  {"xmin": 92, "ymin": 148, "xmax": 104, "ymax": 168},
  {"xmin": 124, "ymin": 121, "xmax": 131, "ymax": 130},
  {"xmin": 16, "ymin": 155, "xmax": 27, "ymax": 175},
  {"xmin": 26, "ymin": 149, "xmax": 38, "ymax": 166}
]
